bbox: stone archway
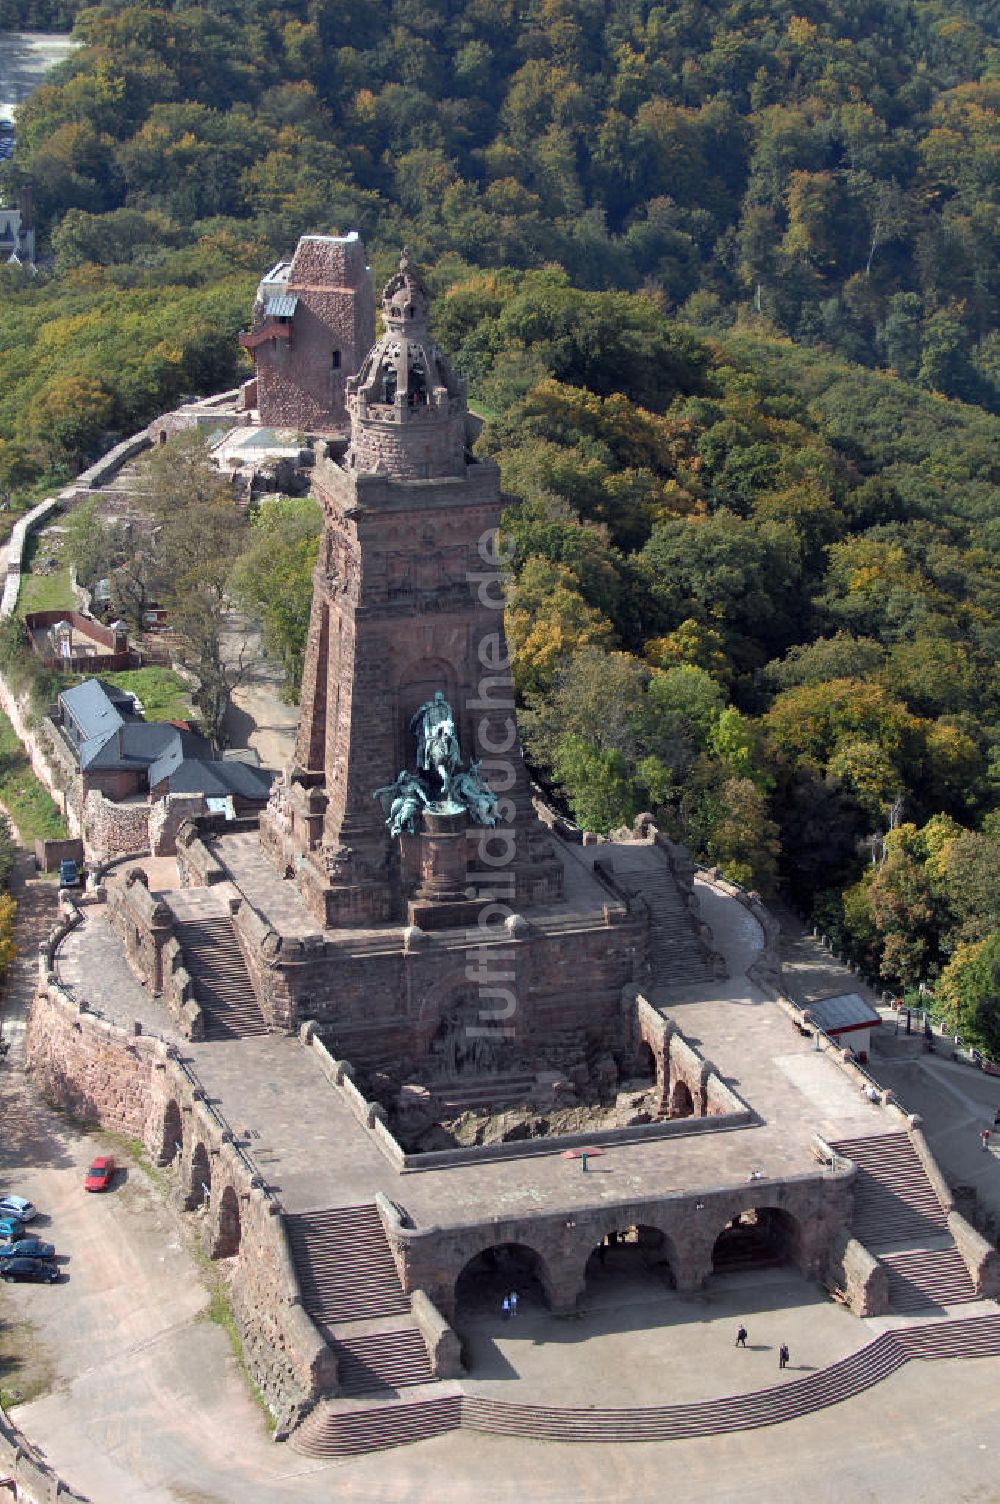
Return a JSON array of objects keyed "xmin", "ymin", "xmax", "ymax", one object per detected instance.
[
  {"xmin": 186, "ymin": 1141, "xmax": 211, "ymax": 1211},
  {"xmin": 455, "ymin": 1242, "xmax": 552, "ymax": 1322},
  {"xmin": 211, "ymin": 1184, "xmax": 241, "ymax": 1259},
  {"xmin": 636, "ymin": 1042, "xmax": 657, "ymax": 1084},
  {"xmin": 711, "ymin": 1206, "xmax": 803, "ymax": 1274},
  {"xmin": 669, "ymin": 1077, "xmax": 695, "ymax": 1118},
  {"xmin": 584, "ymin": 1224, "xmax": 678, "ymax": 1298},
  {"xmin": 159, "ymin": 1100, "xmax": 183, "ymax": 1167}
]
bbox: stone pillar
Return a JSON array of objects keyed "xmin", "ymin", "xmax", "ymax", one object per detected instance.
[{"xmin": 541, "ymin": 1255, "xmax": 587, "ymax": 1314}]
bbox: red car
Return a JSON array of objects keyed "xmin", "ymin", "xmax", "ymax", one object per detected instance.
[{"xmin": 84, "ymin": 1156, "xmax": 115, "ymax": 1192}]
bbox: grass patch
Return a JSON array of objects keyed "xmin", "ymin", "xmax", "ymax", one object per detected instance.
[
  {"xmin": 98, "ymin": 667, "xmax": 193, "ymax": 723},
  {"xmin": 16, "ymin": 526, "xmax": 76, "ymax": 618},
  {"xmin": 16, "ymin": 565, "xmax": 76, "ymax": 617},
  {"xmin": 0, "ymin": 708, "xmax": 67, "ymax": 841},
  {"xmin": 201, "ymin": 1268, "xmax": 276, "ymax": 1431},
  {"xmin": 0, "ymin": 1317, "xmax": 55, "ymax": 1410}
]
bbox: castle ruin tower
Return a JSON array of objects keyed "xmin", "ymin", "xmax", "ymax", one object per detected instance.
[
  {"xmin": 239, "ymin": 232, "xmax": 374, "ymax": 431},
  {"xmin": 261, "ymin": 252, "xmax": 562, "ymax": 928}
]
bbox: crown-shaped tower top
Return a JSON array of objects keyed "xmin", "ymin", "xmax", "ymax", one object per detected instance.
[
  {"xmin": 381, "ymin": 248, "xmax": 431, "ymax": 333},
  {"xmin": 346, "ymin": 251, "xmax": 468, "ymax": 481}
]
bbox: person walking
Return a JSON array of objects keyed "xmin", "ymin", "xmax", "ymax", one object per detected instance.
[
  {"xmin": 736, "ymin": 1324, "xmax": 748, "ymax": 1348},
  {"xmin": 501, "ymin": 1296, "xmax": 510, "ymax": 1321},
  {"xmin": 509, "ymin": 1290, "xmax": 519, "ymax": 1319},
  {"xmin": 981, "ymin": 1127, "xmax": 991, "ymax": 1152},
  {"xmin": 779, "ymin": 1342, "xmax": 790, "ymax": 1369}
]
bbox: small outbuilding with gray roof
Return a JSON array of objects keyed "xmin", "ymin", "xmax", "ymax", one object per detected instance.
[{"xmin": 804, "ymin": 991, "xmax": 882, "ymax": 1061}]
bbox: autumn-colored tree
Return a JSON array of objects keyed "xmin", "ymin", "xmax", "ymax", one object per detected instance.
[
  {"xmin": 28, "ymin": 375, "xmax": 115, "ymax": 468},
  {"xmin": 505, "ymin": 557, "xmax": 616, "ymax": 695},
  {"xmin": 706, "ymin": 777, "xmax": 781, "ymax": 893}
]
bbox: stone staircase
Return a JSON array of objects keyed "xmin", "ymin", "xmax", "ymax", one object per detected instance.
[
  {"xmin": 292, "ymin": 1390, "xmax": 462, "ymax": 1456},
  {"xmin": 613, "ymin": 854, "xmax": 716, "ymax": 987},
  {"xmin": 290, "ymin": 1314, "xmax": 1000, "ymax": 1454},
  {"xmin": 175, "ymin": 915, "xmax": 268, "ymax": 1040},
  {"xmin": 829, "ymin": 1132, "xmax": 979, "ymax": 1312},
  {"xmin": 335, "ymin": 1328, "xmax": 434, "ymax": 1396},
  {"xmin": 284, "ymin": 1204, "xmax": 411, "ymax": 1323},
  {"xmin": 828, "ymin": 1133, "xmax": 950, "ymax": 1245},
  {"xmin": 285, "ymin": 1203, "xmax": 438, "ymax": 1407},
  {"xmin": 879, "ymin": 1246, "xmax": 977, "ymax": 1311},
  {"xmin": 432, "ymin": 1072, "xmax": 536, "ymax": 1114}
]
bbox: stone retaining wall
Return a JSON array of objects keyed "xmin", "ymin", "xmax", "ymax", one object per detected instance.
[
  {"xmin": 301, "ymin": 1003, "xmax": 754, "ymax": 1177},
  {"xmin": 25, "ymin": 967, "xmax": 333, "ymax": 1431},
  {"xmin": 0, "ymin": 1400, "xmax": 90, "ymax": 1504},
  {"xmin": 824, "ymin": 1227, "xmax": 890, "ymax": 1316},
  {"xmin": 105, "ymin": 866, "xmax": 173, "ymax": 994}
]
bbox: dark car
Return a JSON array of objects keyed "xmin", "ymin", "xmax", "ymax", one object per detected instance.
[
  {"xmin": 84, "ymin": 1156, "xmax": 115, "ymax": 1192},
  {"xmin": 0, "ymin": 1257, "xmax": 59, "ymax": 1283},
  {"xmin": 0, "ymin": 1238, "xmax": 55, "ymax": 1260}
]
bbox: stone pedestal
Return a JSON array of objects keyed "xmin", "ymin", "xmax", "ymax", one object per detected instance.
[{"xmin": 407, "ymin": 809, "xmax": 482, "ymax": 930}]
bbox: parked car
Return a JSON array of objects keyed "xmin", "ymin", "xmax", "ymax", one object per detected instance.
[
  {"xmin": 0, "ymin": 1238, "xmax": 55, "ymax": 1260},
  {"xmin": 59, "ymin": 858, "xmax": 80, "ymax": 888},
  {"xmin": 0, "ymin": 1217, "xmax": 25, "ymax": 1241},
  {"xmin": 0, "ymin": 1257, "xmax": 59, "ymax": 1283},
  {"xmin": 84, "ymin": 1156, "xmax": 115, "ymax": 1192},
  {"xmin": 0, "ymin": 1195, "xmax": 36, "ymax": 1223}
]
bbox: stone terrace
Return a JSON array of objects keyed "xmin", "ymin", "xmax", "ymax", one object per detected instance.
[
  {"xmin": 58, "ymin": 845, "xmax": 899, "ymax": 1232},
  {"xmin": 208, "ymin": 825, "xmax": 621, "ymax": 944}
]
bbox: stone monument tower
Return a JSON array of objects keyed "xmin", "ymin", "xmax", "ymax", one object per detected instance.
[
  {"xmin": 239, "ymin": 231, "xmax": 374, "ymax": 432},
  {"xmin": 261, "ymin": 253, "xmax": 563, "ymax": 929}
]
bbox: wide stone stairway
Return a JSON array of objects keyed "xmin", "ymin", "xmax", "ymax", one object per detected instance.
[
  {"xmin": 285, "ymin": 1203, "xmax": 438, "ymax": 1421},
  {"xmin": 174, "ymin": 915, "xmax": 268, "ymax": 1040},
  {"xmin": 285, "ymin": 1204, "xmax": 411, "ymax": 1322},
  {"xmin": 829, "ymin": 1132, "xmax": 978, "ymax": 1311},
  {"xmin": 611, "ymin": 851, "xmax": 718, "ymax": 987},
  {"xmin": 289, "ymin": 1313, "xmax": 1000, "ymax": 1454}
]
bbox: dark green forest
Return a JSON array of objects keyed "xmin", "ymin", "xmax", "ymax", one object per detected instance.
[
  {"xmin": 3, "ymin": 0, "xmax": 999, "ymax": 404},
  {"xmin": 1, "ymin": 0, "xmax": 999, "ymax": 1049}
]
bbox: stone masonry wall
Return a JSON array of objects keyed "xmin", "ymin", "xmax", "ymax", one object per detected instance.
[
  {"xmin": 235, "ymin": 909, "xmax": 645, "ymax": 1074},
  {"xmin": 26, "ymin": 974, "xmax": 333, "ymax": 1430},
  {"xmin": 27, "ymin": 981, "xmax": 154, "ymax": 1136},
  {"xmin": 105, "ymin": 867, "xmax": 174, "ymax": 993},
  {"xmin": 82, "ymin": 788, "xmax": 151, "ymax": 863},
  {"xmin": 382, "ymin": 1165, "xmax": 855, "ymax": 1320}
]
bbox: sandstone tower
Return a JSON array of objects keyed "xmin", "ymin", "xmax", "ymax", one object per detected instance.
[
  {"xmin": 239, "ymin": 232, "xmax": 374, "ymax": 432},
  {"xmin": 261, "ymin": 253, "xmax": 562, "ymax": 929}
]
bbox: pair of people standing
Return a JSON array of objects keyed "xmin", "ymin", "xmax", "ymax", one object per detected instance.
[
  {"xmin": 736, "ymin": 1325, "xmax": 790, "ymax": 1368},
  {"xmin": 501, "ymin": 1291, "xmax": 519, "ymax": 1320}
]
